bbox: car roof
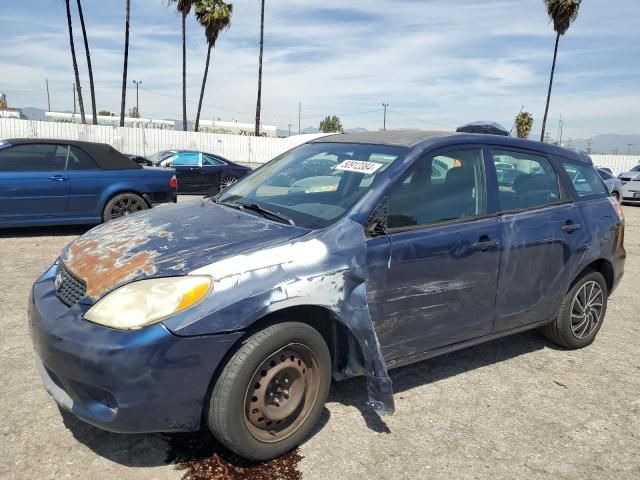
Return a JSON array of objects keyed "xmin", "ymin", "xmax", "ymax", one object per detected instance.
[
  {"xmin": 4, "ymin": 138, "xmax": 140, "ymax": 170},
  {"xmin": 312, "ymin": 130, "xmax": 591, "ymax": 164}
]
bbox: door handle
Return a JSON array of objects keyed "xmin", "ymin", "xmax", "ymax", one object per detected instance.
[
  {"xmin": 50, "ymin": 175, "xmax": 68, "ymax": 182},
  {"xmin": 473, "ymin": 237, "xmax": 500, "ymax": 251},
  {"xmin": 562, "ymin": 222, "xmax": 582, "ymax": 233}
]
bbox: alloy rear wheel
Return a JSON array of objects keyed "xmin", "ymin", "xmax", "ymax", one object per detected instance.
[{"xmin": 102, "ymin": 193, "xmax": 148, "ymax": 222}]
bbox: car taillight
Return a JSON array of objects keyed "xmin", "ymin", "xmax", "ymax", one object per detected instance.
[
  {"xmin": 608, "ymin": 196, "xmax": 624, "ymax": 222},
  {"xmin": 170, "ymin": 175, "xmax": 178, "ymax": 189}
]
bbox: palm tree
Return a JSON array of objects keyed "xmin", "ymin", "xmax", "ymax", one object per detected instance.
[
  {"xmin": 515, "ymin": 111, "xmax": 534, "ymax": 138},
  {"xmin": 76, "ymin": 0, "xmax": 97, "ymax": 124},
  {"xmin": 169, "ymin": 0, "xmax": 195, "ymax": 131},
  {"xmin": 540, "ymin": 0, "xmax": 582, "ymax": 142},
  {"xmin": 254, "ymin": 0, "xmax": 265, "ymax": 136},
  {"xmin": 119, "ymin": 0, "xmax": 131, "ymax": 127},
  {"xmin": 64, "ymin": 0, "xmax": 86, "ymax": 124},
  {"xmin": 194, "ymin": 0, "xmax": 233, "ymax": 132}
]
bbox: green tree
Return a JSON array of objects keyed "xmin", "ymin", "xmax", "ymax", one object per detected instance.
[
  {"xmin": 540, "ymin": 0, "xmax": 581, "ymax": 142},
  {"xmin": 64, "ymin": 0, "xmax": 86, "ymax": 124},
  {"xmin": 319, "ymin": 115, "xmax": 343, "ymax": 133},
  {"xmin": 119, "ymin": 0, "xmax": 131, "ymax": 127},
  {"xmin": 76, "ymin": 0, "xmax": 97, "ymax": 124},
  {"xmin": 168, "ymin": 0, "xmax": 195, "ymax": 131},
  {"xmin": 515, "ymin": 111, "xmax": 534, "ymax": 138},
  {"xmin": 194, "ymin": 0, "xmax": 233, "ymax": 132},
  {"xmin": 98, "ymin": 110, "xmax": 111, "ymax": 116},
  {"xmin": 254, "ymin": 0, "xmax": 265, "ymax": 136}
]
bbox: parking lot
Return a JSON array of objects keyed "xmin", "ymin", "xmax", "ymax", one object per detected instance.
[{"xmin": 1, "ymin": 198, "xmax": 639, "ymax": 480}]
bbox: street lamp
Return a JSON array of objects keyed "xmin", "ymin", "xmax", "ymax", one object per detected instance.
[
  {"xmin": 132, "ymin": 80, "xmax": 142, "ymax": 118},
  {"xmin": 382, "ymin": 103, "xmax": 389, "ymax": 131}
]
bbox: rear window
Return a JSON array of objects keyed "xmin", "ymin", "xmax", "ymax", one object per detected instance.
[{"xmin": 561, "ymin": 161, "xmax": 608, "ymax": 199}]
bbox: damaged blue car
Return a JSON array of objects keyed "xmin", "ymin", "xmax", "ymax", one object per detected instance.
[{"xmin": 29, "ymin": 130, "xmax": 625, "ymax": 460}]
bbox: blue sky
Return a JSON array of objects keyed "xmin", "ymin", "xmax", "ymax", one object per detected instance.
[{"xmin": 1, "ymin": 0, "xmax": 639, "ymax": 139}]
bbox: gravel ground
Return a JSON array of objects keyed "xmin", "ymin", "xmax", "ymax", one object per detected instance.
[{"xmin": 1, "ymin": 199, "xmax": 639, "ymax": 480}]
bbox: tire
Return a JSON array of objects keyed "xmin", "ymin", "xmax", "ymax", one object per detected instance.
[
  {"xmin": 541, "ymin": 270, "xmax": 608, "ymax": 349},
  {"xmin": 102, "ymin": 193, "xmax": 148, "ymax": 222},
  {"xmin": 612, "ymin": 191, "xmax": 620, "ymax": 202},
  {"xmin": 208, "ymin": 322, "xmax": 331, "ymax": 461}
]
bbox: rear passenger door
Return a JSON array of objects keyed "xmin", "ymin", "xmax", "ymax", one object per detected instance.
[
  {"xmin": 0, "ymin": 143, "xmax": 70, "ymax": 221},
  {"xmin": 171, "ymin": 152, "xmax": 203, "ymax": 193},
  {"xmin": 201, "ymin": 154, "xmax": 225, "ymax": 193},
  {"xmin": 490, "ymin": 147, "xmax": 590, "ymax": 332}
]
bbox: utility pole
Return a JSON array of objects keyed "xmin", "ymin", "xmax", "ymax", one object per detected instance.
[
  {"xmin": 73, "ymin": 83, "xmax": 76, "ymax": 116},
  {"xmin": 586, "ymin": 139, "xmax": 593, "ymax": 154},
  {"xmin": 382, "ymin": 103, "xmax": 389, "ymax": 131},
  {"xmin": 627, "ymin": 144, "xmax": 633, "ymax": 155},
  {"xmin": 298, "ymin": 102, "xmax": 301, "ymax": 135},
  {"xmin": 288, "ymin": 124, "xmax": 292, "ymax": 136},
  {"xmin": 46, "ymin": 78, "xmax": 51, "ymax": 112},
  {"xmin": 558, "ymin": 116, "xmax": 563, "ymax": 146},
  {"xmin": 132, "ymin": 80, "xmax": 142, "ymax": 118}
]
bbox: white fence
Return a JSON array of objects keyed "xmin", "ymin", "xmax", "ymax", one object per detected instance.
[
  {"xmin": 590, "ymin": 155, "xmax": 640, "ymax": 176},
  {"xmin": 1, "ymin": 118, "xmax": 638, "ymax": 173},
  {"xmin": 0, "ymin": 118, "xmax": 324, "ymax": 167}
]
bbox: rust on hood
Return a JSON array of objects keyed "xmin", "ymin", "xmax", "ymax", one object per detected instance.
[{"xmin": 61, "ymin": 217, "xmax": 173, "ymax": 298}]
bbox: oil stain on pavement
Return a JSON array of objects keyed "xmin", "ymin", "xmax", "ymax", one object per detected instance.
[{"xmin": 166, "ymin": 431, "xmax": 303, "ymax": 480}]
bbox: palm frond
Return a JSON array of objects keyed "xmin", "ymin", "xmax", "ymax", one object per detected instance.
[
  {"xmin": 195, "ymin": 0, "xmax": 233, "ymax": 46},
  {"xmin": 544, "ymin": 0, "xmax": 581, "ymax": 35},
  {"xmin": 167, "ymin": 0, "xmax": 196, "ymax": 15}
]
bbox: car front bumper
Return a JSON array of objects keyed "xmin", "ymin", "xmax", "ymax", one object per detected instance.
[{"xmin": 28, "ymin": 264, "xmax": 242, "ymax": 433}]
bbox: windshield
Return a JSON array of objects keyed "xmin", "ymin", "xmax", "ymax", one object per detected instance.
[
  {"xmin": 217, "ymin": 142, "xmax": 406, "ymax": 228},
  {"xmin": 147, "ymin": 151, "xmax": 174, "ymax": 163}
]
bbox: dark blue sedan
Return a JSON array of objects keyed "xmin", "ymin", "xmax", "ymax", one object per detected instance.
[
  {"xmin": 29, "ymin": 130, "xmax": 625, "ymax": 460},
  {"xmin": 148, "ymin": 150, "xmax": 251, "ymax": 194},
  {"xmin": 0, "ymin": 139, "xmax": 177, "ymax": 227}
]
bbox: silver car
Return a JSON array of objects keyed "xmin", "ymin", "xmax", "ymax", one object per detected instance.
[
  {"xmin": 598, "ymin": 168, "xmax": 622, "ymax": 201},
  {"xmin": 617, "ymin": 165, "xmax": 640, "ymax": 184}
]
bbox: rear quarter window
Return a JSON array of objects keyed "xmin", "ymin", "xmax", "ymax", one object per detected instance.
[{"xmin": 560, "ymin": 160, "xmax": 608, "ymax": 200}]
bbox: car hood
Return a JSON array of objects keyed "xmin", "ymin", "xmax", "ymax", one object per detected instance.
[
  {"xmin": 60, "ymin": 200, "xmax": 308, "ymax": 300},
  {"xmin": 618, "ymin": 171, "xmax": 640, "ymax": 179}
]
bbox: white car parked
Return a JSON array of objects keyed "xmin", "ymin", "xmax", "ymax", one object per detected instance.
[{"xmin": 621, "ymin": 177, "xmax": 640, "ymax": 203}]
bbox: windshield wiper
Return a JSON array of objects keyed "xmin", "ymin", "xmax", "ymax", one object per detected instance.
[
  {"xmin": 237, "ymin": 202, "xmax": 296, "ymax": 226},
  {"xmin": 217, "ymin": 200, "xmax": 295, "ymax": 226}
]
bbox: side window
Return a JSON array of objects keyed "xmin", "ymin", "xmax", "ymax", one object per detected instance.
[
  {"xmin": 597, "ymin": 169, "xmax": 612, "ymax": 180},
  {"xmin": 67, "ymin": 146, "xmax": 99, "ymax": 170},
  {"xmin": 562, "ymin": 161, "xmax": 608, "ymax": 198},
  {"xmin": 387, "ymin": 148, "xmax": 486, "ymax": 228},
  {"xmin": 172, "ymin": 152, "xmax": 201, "ymax": 166},
  {"xmin": 0, "ymin": 144, "xmax": 67, "ymax": 172},
  {"xmin": 492, "ymin": 149, "xmax": 560, "ymax": 211},
  {"xmin": 203, "ymin": 155, "xmax": 224, "ymax": 166}
]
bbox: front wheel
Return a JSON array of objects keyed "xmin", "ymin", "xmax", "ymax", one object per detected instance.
[
  {"xmin": 102, "ymin": 193, "xmax": 148, "ymax": 222},
  {"xmin": 220, "ymin": 176, "xmax": 238, "ymax": 190},
  {"xmin": 208, "ymin": 322, "xmax": 331, "ymax": 461},
  {"xmin": 612, "ymin": 191, "xmax": 620, "ymax": 202},
  {"xmin": 541, "ymin": 270, "xmax": 608, "ymax": 349}
]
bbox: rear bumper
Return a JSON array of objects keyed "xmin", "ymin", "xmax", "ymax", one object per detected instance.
[
  {"xmin": 28, "ymin": 265, "xmax": 242, "ymax": 433},
  {"xmin": 144, "ymin": 191, "xmax": 177, "ymax": 206}
]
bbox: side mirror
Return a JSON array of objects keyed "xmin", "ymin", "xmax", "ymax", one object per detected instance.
[{"xmin": 366, "ymin": 198, "xmax": 388, "ymax": 237}]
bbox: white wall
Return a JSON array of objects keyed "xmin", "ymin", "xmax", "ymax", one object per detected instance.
[{"xmin": 0, "ymin": 118, "xmax": 325, "ymax": 166}]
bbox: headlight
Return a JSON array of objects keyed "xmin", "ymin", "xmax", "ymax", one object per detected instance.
[{"xmin": 84, "ymin": 276, "xmax": 211, "ymax": 330}]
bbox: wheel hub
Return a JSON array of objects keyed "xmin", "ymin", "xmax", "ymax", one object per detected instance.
[{"xmin": 246, "ymin": 347, "xmax": 312, "ymax": 435}]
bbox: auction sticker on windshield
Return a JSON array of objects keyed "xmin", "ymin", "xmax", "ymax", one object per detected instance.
[{"xmin": 334, "ymin": 160, "xmax": 383, "ymax": 175}]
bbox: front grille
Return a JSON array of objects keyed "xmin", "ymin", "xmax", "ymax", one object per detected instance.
[{"xmin": 56, "ymin": 262, "xmax": 87, "ymax": 306}]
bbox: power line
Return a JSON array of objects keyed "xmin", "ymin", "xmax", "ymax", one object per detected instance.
[{"xmin": 386, "ymin": 109, "xmax": 452, "ymax": 129}]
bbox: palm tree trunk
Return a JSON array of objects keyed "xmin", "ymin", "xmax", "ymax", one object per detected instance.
[
  {"xmin": 540, "ymin": 32, "xmax": 560, "ymax": 143},
  {"xmin": 194, "ymin": 44, "xmax": 212, "ymax": 133},
  {"xmin": 119, "ymin": 0, "xmax": 130, "ymax": 127},
  {"xmin": 182, "ymin": 12, "xmax": 188, "ymax": 131},
  {"xmin": 76, "ymin": 0, "xmax": 97, "ymax": 125},
  {"xmin": 254, "ymin": 0, "xmax": 265, "ymax": 137},
  {"xmin": 65, "ymin": 0, "xmax": 86, "ymax": 124}
]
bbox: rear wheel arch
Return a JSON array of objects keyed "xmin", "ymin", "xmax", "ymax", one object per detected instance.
[{"xmin": 573, "ymin": 259, "xmax": 614, "ymax": 294}]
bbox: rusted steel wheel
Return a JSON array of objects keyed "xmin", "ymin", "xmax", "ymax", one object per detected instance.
[
  {"xmin": 208, "ymin": 322, "xmax": 331, "ymax": 461},
  {"xmin": 102, "ymin": 193, "xmax": 148, "ymax": 222}
]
